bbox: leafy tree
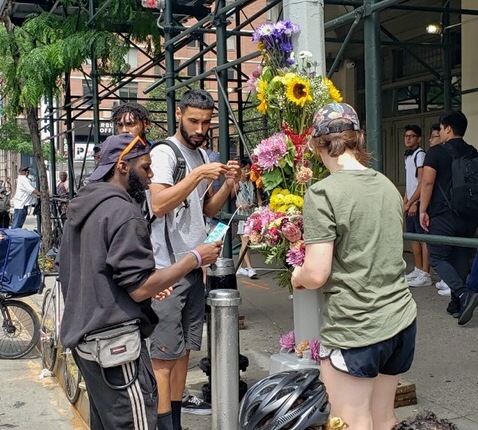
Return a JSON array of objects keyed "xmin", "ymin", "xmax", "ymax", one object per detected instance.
[{"xmin": 0, "ymin": 0, "xmax": 161, "ymax": 251}]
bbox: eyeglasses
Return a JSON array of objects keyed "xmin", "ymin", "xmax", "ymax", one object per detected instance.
[
  {"xmin": 116, "ymin": 135, "xmax": 147, "ymax": 168},
  {"xmin": 404, "ymin": 134, "xmax": 419, "ymax": 139}
]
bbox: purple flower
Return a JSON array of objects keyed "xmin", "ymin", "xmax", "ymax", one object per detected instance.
[
  {"xmin": 279, "ymin": 330, "xmax": 295, "ymax": 351},
  {"xmin": 286, "ymin": 245, "xmax": 305, "ymax": 267},
  {"xmin": 309, "ymin": 338, "xmax": 320, "ymax": 362},
  {"xmin": 254, "ymin": 133, "xmax": 288, "ymax": 170}
]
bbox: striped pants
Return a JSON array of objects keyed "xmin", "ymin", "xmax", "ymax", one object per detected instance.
[{"xmin": 73, "ymin": 340, "xmax": 158, "ymax": 430}]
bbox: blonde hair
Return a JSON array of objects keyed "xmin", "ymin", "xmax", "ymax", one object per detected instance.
[{"xmin": 309, "ymin": 126, "xmax": 370, "ymax": 167}]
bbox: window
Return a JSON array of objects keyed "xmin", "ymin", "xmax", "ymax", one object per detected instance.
[
  {"xmin": 187, "ymin": 61, "xmax": 199, "ymax": 77},
  {"xmin": 125, "ymin": 48, "xmax": 138, "ymax": 68},
  {"xmin": 118, "ymin": 83, "xmax": 138, "ymax": 102},
  {"xmin": 227, "ymin": 37, "xmax": 235, "ymax": 51},
  {"xmin": 227, "ymin": 68, "xmax": 237, "ymax": 81},
  {"xmin": 188, "ymin": 39, "xmax": 198, "ymax": 48},
  {"xmin": 82, "ymin": 79, "xmax": 93, "ymax": 105}
]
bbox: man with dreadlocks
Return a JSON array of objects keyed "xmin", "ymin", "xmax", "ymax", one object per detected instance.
[{"xmin": 112, "ymin": 102, "xmax": 152, "ymax": 143}]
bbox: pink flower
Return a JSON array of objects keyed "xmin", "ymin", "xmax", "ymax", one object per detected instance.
[
  {"xmin": 279, "ymin": 330, "xmax": 295, "ymax": 351},
  {"xmin": 282, "ymin": 222, "xmax": 302, "ymax": 243},
  {"xmin": 254, "ymin": 133, "xmax": 288, "ymax": 171},
  {"xmin": 296, "ymin": 166, "xmax": 313, "ymax": 184},
  {"xmin": 286, "ymin": 247, "xmax": 304, "ymax": 267},
  {"xmin": 309, "ymin": 338, "xmax": 320, "ymax": 362}
]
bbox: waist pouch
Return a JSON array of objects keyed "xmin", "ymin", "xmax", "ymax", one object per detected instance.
[{"xmin": 83, "ymin": 319, "xmax": 141, "ymax": 390}]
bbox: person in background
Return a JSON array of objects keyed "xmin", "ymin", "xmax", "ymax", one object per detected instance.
[
  {"xmin": 148, "ymin": 89, "xmax": 241, "ymax": 430},
  {"xmin": 420, "ymin": 110, "xmax": 478, "ymax": 325},
  {"xmin": 11, "ymin": 167, "xmax": 41, "ymax": 229},
  {"xmin": 58, "ymin": 133, "xmax": 222, "ymax": 430},
  {"xmin": 56, "ymin": 171, "xmax": 69, "ymax": 196},
  {"xmin": 428, "ymin": 123, "xmax": 451, "ymax": 297},
  {"xmin": 234, "ymin": 157, "xmax": 261, "ymax": 279},
  {"xmin": 112, "ymin": 102, "xmax": 152, "ymax": 143},
  {"xmin": 292, "ymin": 102, "xmax": 417, "ymax": 430},
  {"xmin": 402, "ymin": 124, "xmax": 431, "ymax": 288},
  {"xmin": 0, "ymin": 180, "xmax": 10, "ymax": 228}
]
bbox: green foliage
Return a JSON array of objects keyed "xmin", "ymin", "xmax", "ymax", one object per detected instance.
[{"xmin": 0, "ymin": 119, "xmax": 50, "ymax": 156}]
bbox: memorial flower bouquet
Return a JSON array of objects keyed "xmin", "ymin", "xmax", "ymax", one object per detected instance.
[{"xmin": 245, "ymin": 20, "xmax": 342, "ymax": 290}]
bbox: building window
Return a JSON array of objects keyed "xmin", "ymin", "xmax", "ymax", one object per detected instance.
[
  {"xmin": 187, "ymin": 61, "xmax": 199, "ymax": 77},
  {"xmin": 227, "ymin": 68, "xmax": 237, "ymax": 81},
  {"xmin": 188, "ymin": 39, "xmax": 198, "ymax": 48},
  {"xmin": 82, "ymin": 79, "xmax": 93, "ymax": 105},
  {"xmin": 125, "ymin": 48, "xmax": 138, "ymax": 68},
  {"xmin": 227, "ymin": 37, "xmax": 235, "ymax": 51},
  {"xmin": 118, "ymin": 83, "xmax": 138, "ymax": 102}
]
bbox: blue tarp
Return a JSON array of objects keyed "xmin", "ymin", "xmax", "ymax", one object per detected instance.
[{"xmin": 0, "ymin": 229, "xmax": 42, "ymax": 296}]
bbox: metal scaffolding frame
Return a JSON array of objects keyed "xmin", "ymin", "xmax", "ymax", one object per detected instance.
[{"xmin": 2, "ymin": 0, "xmax": 477, "ymax": 186}]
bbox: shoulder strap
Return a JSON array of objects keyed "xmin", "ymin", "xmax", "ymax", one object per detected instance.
[
  {"xmin": 413, "ymin": 148, "xmax": 425, "ymax": 177},
  {"xmin": 151, "ymin": 139, "xmax": 187, "ymax": 184}
]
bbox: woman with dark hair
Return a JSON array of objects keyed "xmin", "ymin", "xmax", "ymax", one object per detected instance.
[
  {"xmin": 234, "ymin": 157, "xmax": 261, "ymax": 279},
  {"xmin": 292, "ymin": 102, "xmax": 417, "ymax": 430}
]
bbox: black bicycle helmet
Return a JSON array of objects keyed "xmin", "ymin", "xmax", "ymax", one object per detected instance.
[{"xmin": 238, "ymin": 368, "xmax": 330, "ymax": 430}]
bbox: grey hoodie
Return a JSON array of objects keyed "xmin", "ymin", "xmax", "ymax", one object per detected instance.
[{"xmin": 58, "ymin": 182, "xmax": 158, "ymax": 349}]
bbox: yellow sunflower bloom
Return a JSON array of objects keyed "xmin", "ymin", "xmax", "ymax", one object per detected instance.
[
  {"xmin": 285, "ymin": 76, "xmax": 313, "ymax": 107},
  {"xmin": 257, "ymin": 80, "xmax": 268, "ymax": 114},
  {"xmin": 324, "ymin": 77, "xmax": 343, "ymax": 102}
]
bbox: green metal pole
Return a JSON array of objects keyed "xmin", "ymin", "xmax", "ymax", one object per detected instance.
[
  {"xmin": 442, "ymin": 1, "xmax": 452, "ymax": 111},
  {"xmin": 216, "ymin": 0, "xmax": 232, "ymax": 258},
  {"xmin": 363, "ymin": 0, "xmax": 383, "ymax": 172},
  {"xmin": 165, "ymin": 0, "xmax": 176, "ymax": 134}
]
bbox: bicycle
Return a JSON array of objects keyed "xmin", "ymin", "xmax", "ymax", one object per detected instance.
[
  {"xmin": 40, "ymin": 272, "xmax": 82, "ymax": 404},
  {"xmin": 0, "ymin": 292, "xmax": 40, "ymax": 359},
  {"xmin": 49, "ymin": 196, "xmax": 69, "ymax": 250}
]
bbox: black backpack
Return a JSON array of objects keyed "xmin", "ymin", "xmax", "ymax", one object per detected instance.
[
  {"xmin": 438, "ymin": 143, "xmax": 478, "ymax": 220},
  {"xmin": 145, "ymin": 139, "xmax": 205, "ymax": 225}
]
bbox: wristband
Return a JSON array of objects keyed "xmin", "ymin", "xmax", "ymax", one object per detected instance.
[{"xmin": 190, "ymin": 250, "xmax": 202, "ymax": 268}]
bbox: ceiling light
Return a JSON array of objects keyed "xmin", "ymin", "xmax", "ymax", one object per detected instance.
[{"xmin": 426, "ymin": 24, "xmax": 442, "ymax": 35}]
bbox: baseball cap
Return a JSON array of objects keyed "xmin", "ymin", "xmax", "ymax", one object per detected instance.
[
  {"xmin": 89, "ymin": 133, "xmax": 150, "ymax": 181},
  {"xmin": 312, "ymin": 102, "xmax": 360, "ymax": 137},
  {"xmin": 19, "ymin": 166, "xmax": 30, "ymax": 173}
]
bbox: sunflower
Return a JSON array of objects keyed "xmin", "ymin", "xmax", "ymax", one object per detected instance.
[
  {"xmin": 323, "ymin": 77, "xmax": 343, "ymax": 102},
  {"xmin": 257, "ymin": 79, "xmax": 268, "ymax": 114},
  {"xmin": 285, "ymin": 76, "xmax": 313, "ymax": 107}
]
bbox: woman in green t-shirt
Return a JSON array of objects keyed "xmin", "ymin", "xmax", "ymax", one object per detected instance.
[{"xmin": 292, "ymin": 102, "xmax": 417, "ymax": 430}]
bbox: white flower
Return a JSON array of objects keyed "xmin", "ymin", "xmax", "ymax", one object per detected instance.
[{"xmin": 298, "ymin": 50, "xmax": 313, "ymax": 59}]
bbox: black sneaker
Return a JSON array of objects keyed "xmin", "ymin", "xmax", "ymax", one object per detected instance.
[
  {"xmin": 446, "ymin": 300, "xmax": 460, "ymax": 318},
  {"xmin": 458, "ymin": 291, "xmax": 478, "ymax": 325},
  {"xmin": 181, "ymin": 395, "xmax": 211, "ymax": 416}
]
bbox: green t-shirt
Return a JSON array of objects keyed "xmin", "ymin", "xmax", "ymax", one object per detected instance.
[{"xmin": 304, "ymin": 168, "xmax": 417, "ymax": 350}]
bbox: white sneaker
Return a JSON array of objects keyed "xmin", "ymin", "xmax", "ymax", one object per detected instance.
[
  {"xmin": 237, "ymin": 267, "xmax": 249, "ymax": 276},
  {"xmin": 438, "ymin": 287, "xmax": 451, "ymax": 297},
  {"xmin": 247, "ymin": 268, "xmax": 258, "ymax": 279},
  {"xmin": 435, "ymin": 280, "xmax": 449, "ymax": 290},
  {"xmin": 405, "ymin": 267, "xmax": 423, "ymax": 281},
  {"xmin": 408, "ymin": 273, "xmax": 432, "ymax": 287}
]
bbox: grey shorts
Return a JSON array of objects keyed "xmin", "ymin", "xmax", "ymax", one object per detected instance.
[{"xmin": 149, "ymin": 269, "xmax": 205, "ymax": 360}]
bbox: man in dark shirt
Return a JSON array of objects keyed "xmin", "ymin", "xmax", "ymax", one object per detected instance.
[{"xmin": 420, "ymin": 110, "xmax": 478, "ymax": 325}]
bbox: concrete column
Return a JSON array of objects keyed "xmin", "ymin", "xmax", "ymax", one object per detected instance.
[
  {"xmin": 461, "ymin": 0, "xmax": 478, "ymax": 149},
  {"xmin": 269, "ymin": 0, "xmax": 325, "ymax": 374}
]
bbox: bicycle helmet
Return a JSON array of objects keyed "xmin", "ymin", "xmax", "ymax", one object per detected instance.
[{"xmin": 238, "ymin": 368, "xmax": 330, "ymax": 430}]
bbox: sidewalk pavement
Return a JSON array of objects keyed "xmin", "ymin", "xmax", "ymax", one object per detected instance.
[{"xmin": 4, "ymin": 215, "xmax": 478, "ymax": 429}]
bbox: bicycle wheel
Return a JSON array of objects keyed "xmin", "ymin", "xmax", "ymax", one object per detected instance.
[
  {"xmin": 40, "ymin": 288, "xmax": 58, "ymax": 370},
  {"xmin": 63, "ymin": 347, "xmax": 81, "ymax": 404},
  {"xmin": 0, "ymin": 299, "xmax": 40, "ymax": 359}
]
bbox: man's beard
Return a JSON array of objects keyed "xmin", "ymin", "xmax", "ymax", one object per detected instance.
[
  {"xmin": 179, "ymin": 120, "xmax": 207, "ymax": 149},
  {"xmin": 127, "ymin": 170, "xmax": 147, "ymax": 205}
]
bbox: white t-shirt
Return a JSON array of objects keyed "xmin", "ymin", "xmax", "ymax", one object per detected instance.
[
  {"xmin": 404, "ymin": 147, "xmax": 426, "ymax": 200},
  {"xmin": 149, "ymin": 137, "xmax": 209, "ymax": 268},
  {"xmin": 12, "ymin": 175, "xmax": 36, "ymax": 209}
]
